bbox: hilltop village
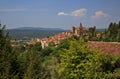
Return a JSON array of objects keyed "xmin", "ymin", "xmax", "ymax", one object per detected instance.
[
  {"xmin": 10, "ymin": 23, "xmax": 120, "ymax": 55},
  {"xmin": 27, "ymin": 23, "xmax": 96, "ymax": 48}
]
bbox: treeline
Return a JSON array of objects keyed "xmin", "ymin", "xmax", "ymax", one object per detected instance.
[
  {"xmin": 0, "ymin": 24, "xmax": 120, "ymax": 79},
  {"xmin": 88, "ymin": 21, "xmax": 120, "ymax": 42},
  {"xmin": 6, "ymin": 30, "xmax": 65, "ymax": 40},
  {"xmin": 103, "ymin": 21, "xmax": 120, "ymax": 42}
]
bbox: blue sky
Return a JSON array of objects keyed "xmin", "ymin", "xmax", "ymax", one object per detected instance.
[{"xmin": 0, "ymin": 0, "xmax": 120, "ymax": 29}]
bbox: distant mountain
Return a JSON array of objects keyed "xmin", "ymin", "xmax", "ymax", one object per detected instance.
[{"xmin": 10, "ymin": 27, "xmax": 64, "ymax": 31}]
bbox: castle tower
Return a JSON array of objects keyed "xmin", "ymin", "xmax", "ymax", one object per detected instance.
[
  {"xmin": 71, "ymin": 26, "xmax": 75, "ymax": 33},
  {"xmin": 93, "ymin": 26, "xmax": 96, "ymax": 31},
  {"xmin": 79, "ymin": 23, "xmax": 83, "ymax": 30},
  {"xmin": 77, "ymin": 23, "xmax": 83, "ymax": 36}
]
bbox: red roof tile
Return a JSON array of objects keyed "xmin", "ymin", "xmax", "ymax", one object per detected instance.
[{"xmin": 87, "ymin": 41, "xmax": 120, "ymax": 55}]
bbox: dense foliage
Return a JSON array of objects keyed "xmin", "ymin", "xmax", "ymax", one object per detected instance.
[
  {"xmin": 0, "ymin": 24, "xmax": 13, "ymax": 79},
  {"xmin": 88, "ymin": 21, "xmax": 120, "ymax": 42},
  {"xmin": 102, "ymin": 21, "xmax": 120, "ymax": 42},
  {"xmin": 0, "ymin": 23, "xmax": 120, "ymax": 79}
]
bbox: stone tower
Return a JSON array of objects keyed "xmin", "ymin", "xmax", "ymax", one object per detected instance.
[
  {"xmin": 71, "ymin": 26, "xmax": 75, "ymax": 33},
  {"xmin": 79, "ymin": 23, "xmax": 83, "ymax": 30},
  {"xmin": 78, "ymin": 23, "xmax": 83, "ymax": 36}
]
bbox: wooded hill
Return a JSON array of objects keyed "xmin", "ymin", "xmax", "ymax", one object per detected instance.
[{"xmin": 0, "ymin": 22, "xmax": 120, "ymax": 79}]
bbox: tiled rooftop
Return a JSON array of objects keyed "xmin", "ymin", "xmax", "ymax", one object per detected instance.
[{"xmin": 87, "ymin": 41, "xmax": 120, "ymax": 55}]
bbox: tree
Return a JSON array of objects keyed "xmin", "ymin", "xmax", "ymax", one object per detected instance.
[
  {"xmin": 116, "ymin": 29, "xmax": 120, "ymax": 42},
  {"xmin": 58, "ymin": 38, "xmax": 100, "ymax": 78},
  {"xmin": 102, "ymin": 21, "xmax": 120, "ymax": 42},
  {"xmin": 32, "ymin": 42, "xmax": 42, "ymax": 51},
  {"xmin": 0, "ymin": 24, "xmax": 12, "ymax": 79},
  {"xmin": 119, "ymin": 21, "xmax": 120, "ymax": 29},
  {"xmin": 22, "ymin": 50, "xmax": 43, "ymax": 79},
  {"xmin": 48, "ymin": 42, "xmax": 55, "ymax": 47},
  {"xmin": 58, "ymin": 37, "xmax": 120, "ymax": 79}
]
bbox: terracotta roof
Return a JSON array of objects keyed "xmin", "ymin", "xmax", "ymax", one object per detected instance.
[{"xmin": 87, "ymin": 41, "xmax": 120, "ymax": 55}]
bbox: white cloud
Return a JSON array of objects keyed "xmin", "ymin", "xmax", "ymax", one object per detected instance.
[
  {"xmin": 57, "ymin": 12, "xmax": 69, "ymax": 16},
  {"xmin": 0, "ymin": 9, "xmax": 26, "ymax": 12},
  {"xmin": 57, "ymin": 8, "xmax": 87, "ymax": 17},
  {"xmin": 71, "ymin": 8, "xmax": 87, "ymax": 16},
  {"xmin": 91, "ymin": 11, "xmax": 109, "ymax": 19}
]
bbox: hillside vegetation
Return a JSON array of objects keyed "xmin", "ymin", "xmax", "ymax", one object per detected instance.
[
  {"xmin": 6, "ymin": 30, "xmax": 65, "ymax": 40},
  {"xmin": 87, "ymin": 21, "xmax": 120, "ymax": 42},
  {"xmin": 0, "ymin": 23, "xmax": 120, "ymax": 79}
]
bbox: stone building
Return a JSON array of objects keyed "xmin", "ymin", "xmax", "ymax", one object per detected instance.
[
  {"xmin": 27, "ymin": 23, "xmax": 96, "ymax": 48},
  {"xmin": 71, "ymin": 23, "xmax": 96, "ymax": 36}
]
